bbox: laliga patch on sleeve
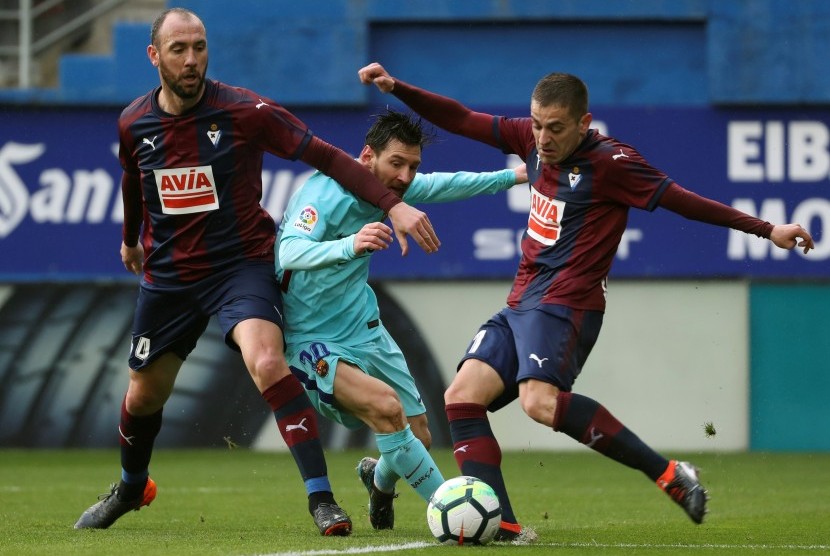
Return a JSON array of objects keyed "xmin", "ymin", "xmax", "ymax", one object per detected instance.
[{"xmin": 292, "ymin": 205, "xmax": 319, "ymax": 234}]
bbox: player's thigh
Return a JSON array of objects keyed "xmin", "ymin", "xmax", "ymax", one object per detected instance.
[
  {"xmin": 450, "ymin": 311, "xmax": 519, "ymax": 410},
  {"xmin": 511, "ymin": 304, "xmax": 603, "ymax": 391},
  {"xmin": 209, "ymin": 262, "xmax": 284, "ymax": 351},
  {"xmin": 126, "ymin": 351, "xmax": 183, "ymax": 414},
  {"xmin": 334, "ymin": 360, "xmax": 405, "ymax": 431},
  {"xmin": 286, "ymin": 340, "xmax": 364, "ymax": 429},
  {"xmin": 231, "ymin": 318, "xmax": 288, "ymax": 391},
  {"xmin": 363, "ymin": 329, "xmax": 426, "ymax": 420},
  {"xmin": 129, "ymin": 284, "xmax": 208, "ymax": 371}
]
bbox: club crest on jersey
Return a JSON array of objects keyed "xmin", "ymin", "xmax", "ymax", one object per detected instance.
[
  {"xmin": 153, "ymin": 165, "xmax": 219, "ymax": 215},
  {"xmin": 527, "ymin": 186, "xmax": 565, "ymax": 246},
  {"xmin": 568, "ymin": 166, "xmax": 582, "ymax": 189},
  {"xmin": 207, "ymin": 123, "xmax": 221, "ymax": 147},
  {"xmin": 293, "ymin": 205, "xmax": 319, "ymax": 234}
]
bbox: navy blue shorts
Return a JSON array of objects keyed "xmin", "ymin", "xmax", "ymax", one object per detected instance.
[
  {"xmin": 458, "ymin": 304, "xmax": 603, "ymax": 411},
  {"xmin": 128, "ymin": 261, "xmax": 283, "ymax": 370}
]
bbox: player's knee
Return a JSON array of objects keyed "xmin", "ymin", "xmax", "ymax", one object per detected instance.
[
  {"xmin": 520, "ymin": 392, "xmax": 557, "ymax": 426},
  {"xmin": 444, "ymin": 377, "xmax": 473, "ymax": 405},
  {"xmin": 248, "ymin": 351, "xmax": 290, "ymax": 385},
  {"xmin": 410, "ymin": 417, "xmax": 432, "ymax": 449},
  {"xmin": 366, "ymin": 387, "xmax": 406, "ymax": 431},
  {"xmin": 376, "ymin": 388, "xmax": 403, "ymax": 419},
  {"xmin": 125, "ymin": 388, "xmax": 165, "ymax": 415}
]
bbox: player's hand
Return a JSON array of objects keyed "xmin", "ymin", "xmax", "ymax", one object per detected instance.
[
  {"xmin": 387, "ymin": 202, "xmax": 440, "ymax": 256},
  {"xmin": 354, "ymin": 222, "xmax": 393, "ymax": 256},
  {"xmin": 358, "ymin": 63, "xmax": 395, "ymax": 93},
  {"xmin": 770, "ymin": 223, "xmax": 814, "ymax": 254},
  {"xmin": 121, "ymin": 241, "xmax": 144, "ymax": 274},
  {"xmin": 513, "ymin": 163, "xmax": 528, "ymax": 184}
]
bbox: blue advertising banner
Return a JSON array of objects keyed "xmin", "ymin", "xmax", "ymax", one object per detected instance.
[{"xmin": 0, "ymin": 105, "xmax": 827, "ymax": 280}]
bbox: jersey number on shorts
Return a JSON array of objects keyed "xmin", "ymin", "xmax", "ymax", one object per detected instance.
[
  {"xmin": 299, "ymin": 342, "xmax": 331, "ymax": 369},
  {"xmin": 468, "ymin": 330, "xmax": 486, "ymax": 354},
  {"xmin": 133, "ymin": 337, "xmax": 151, "ymax": 361}
]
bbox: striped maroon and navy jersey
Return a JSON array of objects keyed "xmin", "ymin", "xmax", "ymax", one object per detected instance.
[
  {"xmin": 118, "ymin": 79, "xmax": 311, "ymax": 284},
  {"xmin": 496, "ymin": 120, "xmax": 672, "ymax": 311},
  {"xmin": 387, "ymin": 80, "xmax": 773, "ymax": 313}
]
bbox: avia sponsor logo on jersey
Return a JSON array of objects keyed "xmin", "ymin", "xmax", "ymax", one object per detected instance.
[
  {"xmin": 0, "ymin": 140, "xmax": 312, "ymax": 241},
  {"xmin": 153, "ymin": 166, "xmax": 219, "ymax": 215},
  {"xmin": 527, "ymin": 186, "xmax": 565, "ymax": 246},
  {"xmin": 292, "ymin": 205, "xmax": 319, "ymax": 234}
]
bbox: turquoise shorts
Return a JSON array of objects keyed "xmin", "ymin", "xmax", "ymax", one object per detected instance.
[{"xmin": 285, "ymin": 326, "xmax": 426, "ymax": 430}]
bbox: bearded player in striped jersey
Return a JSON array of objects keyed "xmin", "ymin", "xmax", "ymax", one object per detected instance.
[
  {"xmin": 359, "ymin": 62, "xmax": 814, "ymax": 541},
  {"xmin": 72, "ymin": 9, "xmax": 440, "ymax": 536}
]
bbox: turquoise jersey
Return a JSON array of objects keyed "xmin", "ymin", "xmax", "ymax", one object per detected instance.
[{"xmin": 276, "ymin": 168, "xmax": 516, "ymax": 347}]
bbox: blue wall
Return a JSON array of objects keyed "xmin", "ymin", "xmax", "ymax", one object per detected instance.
[{"xmin": 3, "ymin": 0, "xmax": 830, "ymax": 107}]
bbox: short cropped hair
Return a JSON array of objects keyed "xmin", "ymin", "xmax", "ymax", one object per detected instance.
[
  {"xmin": 150, "ymin": 8, "xmax": 201, "ymax": 46},
  {"xmin": 532, "ymin": 73, "xmax": 589, "ymax": 121},
  {"xmin": 364, "ymin": 109, "xmax": 436, "ymax": 153}
]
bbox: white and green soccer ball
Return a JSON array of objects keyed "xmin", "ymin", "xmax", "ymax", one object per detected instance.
[{"xmin": 426, "ymin": 476, "xmax": 502, "ymax": 545}]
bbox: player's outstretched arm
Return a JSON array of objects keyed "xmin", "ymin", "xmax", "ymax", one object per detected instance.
[
  {"xmin": 387, "ymin": 203, "xmax": 440, "ymax": 256},
  {"xmin": 359, "ymin": 62, "xmax": 498, "ymax": 147},
  {"xmin": 770, "ymin": 223, "xmax": 814, "ymax": 254}
]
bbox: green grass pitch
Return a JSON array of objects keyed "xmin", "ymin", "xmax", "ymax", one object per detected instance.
[{"xmin": 1, "ymin": 449, "xmax": 828, "ymax": 555}]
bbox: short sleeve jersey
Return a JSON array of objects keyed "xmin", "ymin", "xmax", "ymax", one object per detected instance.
[
  {"xmin": 118, "ymin": 79, "xmax": 312, "ymax": 284},
  {"xmin": 496, "ymin": 119, "xmax": 673, "ymax": 311}
]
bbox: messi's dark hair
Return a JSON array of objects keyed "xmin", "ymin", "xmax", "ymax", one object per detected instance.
[{"xmin": 364, "ymin": 109, "xmax": 437, "ymax": 153}]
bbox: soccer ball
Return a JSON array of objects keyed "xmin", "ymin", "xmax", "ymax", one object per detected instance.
[{"xmin": 426, "ymin": 476, "xmax": 502, "ymax": 545}]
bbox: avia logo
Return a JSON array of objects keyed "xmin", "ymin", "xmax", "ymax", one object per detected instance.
[
  {"xmin": 153, "ymin": 165, "xmax": 219, "ymax": 215},
  {"xmin": 612, "ymin": 148, "xmax": 628, "ymax": 160},
  {"xmin": 285, "ymin": 417, "xmax": 308, "ymax": 433},
  {"xmin": 0, "ymin": 140, "xmax": 313, "ymax": 244},
  {"xmin": 529, "ymin": 353, "xmax": 548, "ymax": 367},
  {"xmin": 527, "ymin": 186, "xmax": 565, "ymax": 246},
  {"xmin": 255, "ymin": 99, "xmax": 269, "ymax": 109},
  {"xmin": 142, "ymin": 136, "xmax": 158, "ymax": 150}
]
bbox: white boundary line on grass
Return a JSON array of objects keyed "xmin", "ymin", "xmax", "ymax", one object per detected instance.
[
  {"xmin": 257, "ymin": 540, "xmax": 830, "ymax": 555},
  {"xmin": 547, "ymin": 542, "xmax": 830, "ymax": 551},
  {"xmin": 258, "ymin": 541, "xmax": 432, "ymax": 556}
]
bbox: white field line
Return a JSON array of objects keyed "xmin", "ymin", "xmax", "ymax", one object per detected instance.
[
  {"xmin": 545, "ymin": 542, "xmax": 830, "ymax": 551},
  {"xmin": 257, "ymin": 541, "xmax": 432, "ymax": 556},
  {"xmin": 257, "ymin": 540, "xmax": 830, "ymax": 555}
]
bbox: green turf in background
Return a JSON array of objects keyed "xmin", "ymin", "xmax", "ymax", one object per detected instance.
[{"xmin": 0, "ymin": 449, "xmax": 828, "ymax": 555}]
